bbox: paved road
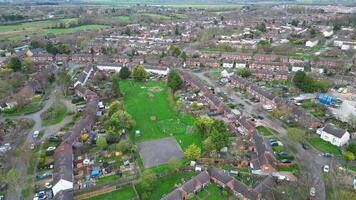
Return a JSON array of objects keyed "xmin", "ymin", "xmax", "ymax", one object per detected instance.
[{"xmin": 191, "ymin": 71, "xmax": 328, "ymax": 200}]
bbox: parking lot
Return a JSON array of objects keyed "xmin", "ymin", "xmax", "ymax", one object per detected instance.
[{"xmin": 138, "ymin": 137, "xmax": 184, "ymax": 168}]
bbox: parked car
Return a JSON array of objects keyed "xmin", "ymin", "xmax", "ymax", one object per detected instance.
[
  {"xmin": 44, "ymin": 182, "xmax": 52, "ymax": 189},
  {"xmin": 323, "ymin": 165, "xmax": 330, "ymax": 173},
  {"xmin": 33, "ymin": 130, "xmax": 39, "ymax": 138},
  {"xmin": 302, "ymin": 143, "xmax": 309, "ymax": 150},
  {"xmin": 278, "ymin": 152, "xmax": 288, "ymax": 156},
  {"xmin": 339, "ymin": 149, "xmax": 344, "ymax": 155},
  {"xmin": 310, "ymin": 187, "xmax": 316, "ymax": 197},
  {"xmin": 257, "ymin": 115, "xmax": 264, "ymax": 120},
  {"xmin": 30, "ymin": 143, "xmax": 35, "ymax": 149},
  {"xmin": 270, "ymin": 141, "xmax": 279, "ymax": 146},
  {"xmin": 269, "ymin": 138, "xmax": 277, "ymax": 143},
  {"xmin": 36, "ymin": 172, "xmax": 52, "ymax": 180},
  {"xmin": 281, "ymin": 159, "xmax": 291, "ymax": 163},
  {"xmin": 323, "ymin": 153, "xmax": 333, "ymax": 158}
]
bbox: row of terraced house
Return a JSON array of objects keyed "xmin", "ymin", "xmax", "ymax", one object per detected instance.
[{"xmin": 179, "ymin": 70, "xmax": 277, "ymax": 175}]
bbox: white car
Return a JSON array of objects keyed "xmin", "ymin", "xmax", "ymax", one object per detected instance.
[
  {"xmin": 310, "ymin": 187, "xmax": 316, "ymax": 197},
  {"xmin": 30, "ymin": 144, "xmax": 35, "ymax": 149},
  {"xmin": 33, "ymin": 130, "xmax": 39, "ymax": 138},
  {"xmin": 44, "ymin": 182, "xmax": 52, "ymax": 188},
  {"xmin": 46, "ymin": 146, "xmax": 56, "ymax": 151},
  {"xmin": 323, "ymin": 165, "xmax": 330, "ymax": 173}
]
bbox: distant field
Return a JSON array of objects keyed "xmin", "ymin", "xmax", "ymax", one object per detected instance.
[
  {"xmin": 115, "ymin": 15, "xmax": 131, "ymax": 21},
  {"xmin": 0, "ymin": 18, "xmax": 108, "ymax": 40}
]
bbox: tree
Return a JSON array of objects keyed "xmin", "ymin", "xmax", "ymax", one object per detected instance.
[
  {"xmin": 119, "ymin": 66, "xmax": 131, "ymax": 79},
  {"xmin": 291, "ymin": 19, "xmax": 299, "ymax": 26},
  {"xmin": 347, "ymin": 114, "xmax": 356, "ymax": 129},
  {"xmin": 184, "ymin": 144, "xmax": 201, "ymax": 160},
  {"xmin": 236, "ymin": 68, "xmax": 251, "ymax": 78},
  {"xmin": 140, "ymin": 169, "xmax": 157, "ymax": 191},
  {"xmin": 180, "ymin": 51, "xmax": 187, "ymax": 61},
  {"xmin": 286, "ymin": 128, "xmax": 306, "ymax": 143},
  {"xmin": 344, "ymin": 151, "xmax": 355, "ymax": 162},
  {"xmin": 346, "ymin": 142, "xmax": 356, "ymax": 155},
  {"xmin": 106, "ymin": 110, "xmax": 135, "ymax": 135},
  {"xmin": 45, "ymin": 41, "xmax": 57, "ymax": 55},
  {"xmin": 96, "ymin": 136, "xmax": 108, "ymax": 149},
  {"xmin": 0, "ymin": 168, "xmax": 26, "ymax": 199},
  {"xmin": 56, "ymin": 69, "xmax": 71, "ymax": 96},
  {"xmin": 293, "ymin": 71, "xmax": 306, "ymax": 89},
  {"xmin": 108, "ymin": 100, "xmax": 124, "ymax": 117},
  {"xmin": 111, "ymin": 73, "xmax": 122, "ymax": 98},
  {"xmin": 271, "ymin": 105, "xmax": 292, "ymax": 119},
  {"xmin": 195, "ymin": 117, "xmax": 214, "ymax": 136},
  {"xmin": 256, "ymin": 22, "xmax": 266, "ymax": 32},
  {"xmin": 132, "ymin": 65, "xmax": 147, "ymax": 82},
  {"xmin": 314, "ymin": 79, "xmax": 332, "ymax": 92},
  {"xmin": 30, "ymin": 40, "xmax": 41, "ymax": 49},
  {"xmin": 7, "ymin": 57, "xmax": 22, "ymax": 71},
  {"xmin": 203, "ymin": 137, "xmax": 216, "ymax": 154},
  {"xmin": 208, "ymin": 127, "xmax": 229, "ymax": 151},
  {"xmin": 167, "ymin": 158, "xmax": 182, "ymax": 172},
  {"xmin": 169, "ymin": 45, "xmax": 181, "ymax": 57},
  {"xmin": 167, "ymin": 70, "xmax": 183, "ymax": 92}
]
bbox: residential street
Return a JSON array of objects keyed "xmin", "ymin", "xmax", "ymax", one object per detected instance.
[{"xmin": 191, "ymin": 70, "xmax": 328, "ymax": 200}]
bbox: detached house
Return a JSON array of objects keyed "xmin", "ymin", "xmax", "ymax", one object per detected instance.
[{"xmin": 316, "ymin": 123, "xmax": 350, "ymax": 147}]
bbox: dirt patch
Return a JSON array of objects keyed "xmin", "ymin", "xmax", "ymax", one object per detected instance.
[
  {"xmin": 147, "ymin": 92, "xmax": 154, "ymax": 97},
  {"xmin": 148, "ymin": 86, "xmax": 163, "ymax": 92},
  {"xmin": 150, "ymin": 116, "xmax": 157, "ymax": 121}
]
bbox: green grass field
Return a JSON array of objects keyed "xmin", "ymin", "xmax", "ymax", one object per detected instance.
[
  {"xmin": 257, "ymin": 126, "xmax": 277, "ymax": 136},
  {"xmin": 115, "ymin": 15, "xmax": 131, "ymax": 21},
  {"xmin": 0, "ymin": 18, "xmax": 108, "ymax": 40},
  {"xmin": 119, "ymin": 80, "xmax": 203, "ymax": 149},
  {"xmin": 307, "ymin": 137, "xmax": 340, "ymax": 154},
  {"xmin": 41, "ymin": 103, "xmax": 67, "ymax": 126},
  {"xmin": 89, "ymin": 185, "xmax": 137, "ymax": 200}
]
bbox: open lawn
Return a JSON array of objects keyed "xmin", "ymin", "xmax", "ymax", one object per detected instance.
[
  {"xmin": 307, "ymin": 137, "xmax": 340, "ymax": 154},
  {"xmin": 119, "ymin": 80, "xmax": 202, "ymax": 149},
  {"xmin": 257, "ymin": 126, "xmax": 278, "ymax": 136},
  {"xmin": 115, "ymin": 15, "xmax": 131, "ymax": 21},
  {"xmin": 96, "ymin": 174, "xmax": 118, "ymax": 185},
  {"xmin": 88, "ymin": 185, "xmax": 137, "ymax": 200},
  {"xmin": 41, "ymin": 102, "xmax": 67, "ymax": 126},
  {"xmin": 196, "ymin": 184, "xmax": 228, "ymax": 200},
  {"xmin": 136, "ymin": 171, "xmax": 195, "ymax": 200},
  {"xmin": 0, "ymin": 18, "xmax": 107, "ymax": 40}
]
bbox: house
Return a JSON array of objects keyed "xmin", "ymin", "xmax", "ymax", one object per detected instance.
[
  {"xmin": 203, "ymin": 59, "xmax": 220, "ymax": 68},
  {"xmin": 160, "ymin": 56, "xmax": 181, "ymax": 68},
  {"xmin": 223, "ymin": 62, "xmax": 234, "ymax": 68},
  {"xmin": 230, "ymin": 75, "xmax": 250, "ymax": 89},
  {"xmin": 249, "ymin": 62, "xmax": 288, "ymax": 72},
  {"xmin": 185, "ymin": 58, "xmax": 201, "ymax": 68},
  {"xmin": 235, "ymin": 60, "xmax": 247, "ymax": 68},
  {"xmin": 161, "ymin": 171, "xmax": 210, "ymax": 200},
  {"xmin": 236, "ymin": 115, "xmax": 256, "ymax": 137},
  {"xmin": 52, "ymin": 141, "xmax": 74, "ymax": 199},
  {"xmin": 145, "ymin": 66, "xmax": 170, "ymax": 76},
  {"xmin": 208, "ymin": 167, "xmax": 260, "ymax": 200},
  {"xmin": 316, "ymin": 123, "xmax": 350, "ymax": 147},
  {"xmin": 252, "ymin": 70, "xmax": 288, "ymax": 81},
  {"xmin": 306, "ymin": 40, "xmax": 319, "ymax": 48},
  {"xmin": 97, "ymin": 64, "xmax": 122, "ymax": 72},
  {"xmin": 248, "ymin": 86, "xmax": 277, "ymax": 109},
  {"xmin": 74, "ymin": 66, "xmax": 94, "ymax": 87},
  {"xmin": 251, "ymin": 131, "xmax": 277, "ymax": 173},
  {"xmin": 289, "ymin": 103, "xmax": 321, "ymax": 129},
  {"xmin": 291, "ymin": 63, "xmax": 305, "ymax": 72}
]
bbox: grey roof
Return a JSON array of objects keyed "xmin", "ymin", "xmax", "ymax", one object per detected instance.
[
  {"xmin": 52, "ymin": 190, "xmax": 73, "ymax": 200},
  {"xmin": 233, "ymin": 180, "xmax": 260, "ymax": 200},
  {"xmin": 53, "ymin": 141, "xmax": 73, "ymax": 183},
  {"xmin": 252, "ymin": 131, "xmax": 276, "ymax": 168},
  {"xmin": 323, "ymin": 123, "xmax": 347, "ymax": 138},
  {"xmin": 208, "ymin": 167, "xmax": 233, "ymax": 184},
  {"xmin": 253, "ymin": 176, "xmax": 276, "ymax": 197},
  {"xmin": 250, "ymin": 85, "xmax": 276, "ymax": 101}
]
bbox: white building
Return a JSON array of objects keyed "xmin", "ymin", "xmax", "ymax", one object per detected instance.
[
  {"xmin": 223, "ymin": 62, "xmax": 234, "ymax": 68},
  {"xmin": 316, "ymin": 123, "xmax": 350, "ymax": 147},
  {"xmin": 97, "ymin": 64, "xmax": 122, "ymax": 72},
  {"xmin": 306, "ymin": 40, "xmax": 319, "ymax": 48}
]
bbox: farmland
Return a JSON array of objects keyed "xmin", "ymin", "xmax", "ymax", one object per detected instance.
[{"xmin": 0, "ymin": 18, "xmax": 108, "ymax": 40}]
